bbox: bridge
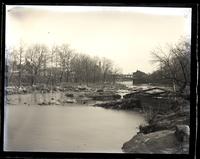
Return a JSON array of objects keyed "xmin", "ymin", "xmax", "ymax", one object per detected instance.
[
  {"xmin": 113, "ymin": 74, "xmax": 133, "ymax": 81},
  {"xmin": 112, "ymin": 70, "xmax": 148, "ymax": 83}
]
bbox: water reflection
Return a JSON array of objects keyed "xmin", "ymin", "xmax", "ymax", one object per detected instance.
[
  {"xmin": 17, "ymin": 95, "xmax": 21, "ymax": 104},
  {"xmin": 7, "ymin": 92, "xmax": 65, "ymax": 105},
  {"xmin": 33, "ymin": 92, "xmax": 37, "ymax": 104},
  {"xmin": 5, "ymin": 92, "xmax": 146, "ymax": 152},
  {"xmin": 5, "ymin": 105, "xmax": 146, "ymax": 152}
]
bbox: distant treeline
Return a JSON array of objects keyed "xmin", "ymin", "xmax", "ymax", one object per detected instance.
[
  {"xmin": 6, "ymin": 38, "xmax": 190, "ymax": 94},
  {"xmin": 5, "ymin": 43, "xmax": 121, "ymax": 87}
]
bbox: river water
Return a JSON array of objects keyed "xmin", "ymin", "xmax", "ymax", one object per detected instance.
[{"xmin": 4, "ymin": 84, "xmax": 146, "ymax": 153}]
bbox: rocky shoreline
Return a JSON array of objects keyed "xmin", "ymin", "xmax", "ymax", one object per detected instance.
[{"xmin": 93, "ymin": 86, "xmax": 190, "ymax": 154}]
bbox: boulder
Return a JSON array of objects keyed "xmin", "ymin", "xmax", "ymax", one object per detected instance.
[
  {"xmin": 77, "ymin": 97, "xmax": 92, "ymax": 104},
  {"xmin": 175, "ymin": 125, "xmax": 190, "ymax": 142},
  {"xmin": 77, "ymin": 85, "xmax": 89, "ymax": 91},
  {"xmin": 140, "ymin": 111, "xmax": 190, "ymax": 134},
  {"xmin": 122, "ymin": 129, "xmax": 189, "ymax": 154},
  {"xmin": 139, "ymin": 121, "xmax": 173, "ymax": 134},
  {"xmin": 90, "ymin": 93, "xmax": 121, "ymax": 101},
  {"xmin": 95, "ymin": 98, "xmax": 141, "ymax": 110},
  {"xmin": 38, "ymin": 101, "xmax": 49, "ymax": 106},
  {"xmin": 96, "ymin": 89, "xmax": 104, "ymax": 92},
  {"xmin": 65, "ymin": 93, "xmax": 74, "ymax": 97},
  {"xmin": 122, "ymin": 130, "xmax": 179, "ymax": 153},
  {"xmin": 50, "ymin": 100, "xmax": 61, "ymax": 105},
  {"xmin": 38, "ymin": 100, "xmax": 61, "ymax": 106},
  {"xmin": 63, "ymin": 99, "xmax": 76, "ymax": 104}
]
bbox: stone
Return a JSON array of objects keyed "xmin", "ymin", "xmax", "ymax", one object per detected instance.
[
  {"xmin": 175, "ymin": 125, "xmax": 190, "ymax": 142},
  {"xmin": 63, "ymin": 99, "xmax": 76, "ymax": 103},
  {"xmin": 77, "ymin": 86, "xmax": 88, "ymax": 91},
  {"xmin": 50, "ymin": 100, "xmax": 61, "ymax": 105},
  {"xmin": 91, "ymin": 94, "xmax": 121, "ymax": 101},
  {"xmin": 122, "ymin": 130, "xmax": 179, "ymax": 153},
  {"xmin": 94, "ymin": 98, "xmax": 141, "ymax": 110},
  {"xmin": 65, "ymin": 93, "xmax": 74, "ymax": 97},
  {"xmin": 38, "ymin": 102, "xmax": 49, "ymax": 105},
  {"xmin": 96, "ymin": 89, "xmax": 104, "ymax": 92}
]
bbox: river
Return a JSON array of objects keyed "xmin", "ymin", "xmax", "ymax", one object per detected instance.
[{"xmin": 4, "ymin": 84, "xmax": 146, "ymax": 153}]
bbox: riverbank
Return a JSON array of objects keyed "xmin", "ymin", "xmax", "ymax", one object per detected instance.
[
  {"xmin": 93, "ymin": 84, "xmax": 190, "ymax": 154},
  {"xmin": 122, "ymin": 92, "xmax": 190, "ymax": 153},
  {"xmin": 6, "ymin": 83, "xmax": 127, "ymax": 105}
]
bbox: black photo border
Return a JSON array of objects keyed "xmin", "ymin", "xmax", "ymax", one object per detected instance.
[{"xmin": 0, "ymin": 1, "xmax": 198, "ymax": 159}]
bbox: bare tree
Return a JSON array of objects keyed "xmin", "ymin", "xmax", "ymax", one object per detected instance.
[
  {"xmin": 25, "ymin": 44, "xmax": 48, "ymax": 86},
  {"xmin": 5, "ymin": 48, "xmax": 17, "ymax": 85},
  {"xmin": 151, "ymin": 39, "xmax": 190, "ymax": 94},
  {"xmin": 112, "ymin": 66, "xmax": 122, "ymax": 84},
  {"xmin": 7, "ymin": 43, "xmax": 25, "ymax": 87},
  {"xmin": 16, "ymin": 43, "xmax": 25, "ymax": 88},
  {"xmin": 57, "ymin": 44, "xmax": 74, "ymax": 84},
  {"xmin": 7, "ymin": 42, "xmax": 121, "ymax": 86},
  {"xmin": 101, "ymin": 57, "xmax": 113, "ymax": 82}
]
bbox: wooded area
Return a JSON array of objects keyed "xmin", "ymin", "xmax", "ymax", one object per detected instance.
[
  {"xmin": 5, "ymin": 43, "xmax": 121, "ymax": 87},
  {"xmin": 5, "ymin": 38, "xmax": 190, "ymax": 98},
  {"xmin": 149, "ymin": 38, "xmax": 191, "ymax": 95}
]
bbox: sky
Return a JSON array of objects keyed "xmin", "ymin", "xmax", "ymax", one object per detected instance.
[{"xmin": 6, "ymin": 5, "xmax": 191, "ymax": 74}]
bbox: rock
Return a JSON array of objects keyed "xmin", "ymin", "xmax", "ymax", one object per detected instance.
[
  {"xmin": 175, "ymin": 125, "xmax": 190, "ymax": 142},
  {"xmin": 122, "ymin": 130, "xmax": 188, "ymax": 154},
  {"xmin": 38, "ymin": 102, "xmax": 49, "ymax": 105},
  {"xmin": 95, "ymin": 100, "xmax": 121, "ymax": 109},
  {"xmin": 77, "ymin": 85, "xmax": 89, "ymax": 91},
  {"xmin": 95, "ymin": 98, "xmax": 141, "ymax": 110},
  {"xmin": 50, "ymin": 100, "xmax": 61, "ymax": 105},
  {"xmin": 96, "ymin": 89, "xmax": 104, "ymax": 92},
  {"xmin": 139, "ymin": 122, "xmax": 173, "ymax": 134},
  {"xmin": 140, "ymin": 111, "xmax": 190, "ymax": 134},
  {"xmin": 63, "ymin": 99, "xmax": 76, "ymax": 103},
  {"xmin": 77, "ymin": 97, "xmax": 91, "ymax": 104},
  {"xmin": 6, "ymin": 86, "xmax": 23, "ymax": 95},
  {"xmin": 65, "ymin": 93, "xmax": 74, "ymax": 97},
  {"xmin": 78, "ymin": 94, "xmax": 84, "ymax": 97},
  {"xmin": 38, "ymin": 100, "xmax": 61, "ymax": 105},
  {"xmin": 91, "ymin": 94, "xmax": 121, "ymax": 101}
]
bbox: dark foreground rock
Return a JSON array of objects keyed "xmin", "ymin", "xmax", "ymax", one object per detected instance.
[
  {"xmin": 65, "ymin": 93, "xmax": 74, "ymax": 97},
  {"xmin": 139, "ymin": 111, "xmax": 190, "ymax": 134},
  {"xmin": 121, "ymin": 96, "xmax": 190, "ymax": 154},
  {"xmin": 94, "ymin": 98, "xmax": 141, "ymax": 110},
  {"xmin": 38, "ymin": 100, "xmax": 61, "ymax": 105},
  {"xmin": 122, "ymin": 129, "xmax": 189, "ymax": 154},
  {"xmin": 87, "ymin": 91, "xmax": 121, "ymax": 101}
]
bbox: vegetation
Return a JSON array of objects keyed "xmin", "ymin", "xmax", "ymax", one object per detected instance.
[
  {"xmin": 6, "ymin": 43, "xmax": 121, "ymax": 87},
  {"xmin": 149, "ymin": 38, "xmax": 191, "ymax": 95}
]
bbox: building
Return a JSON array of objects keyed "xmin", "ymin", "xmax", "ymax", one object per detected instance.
[{"xmin": 132, "ymin": 70, "xmax": 148, "ymax": 84}]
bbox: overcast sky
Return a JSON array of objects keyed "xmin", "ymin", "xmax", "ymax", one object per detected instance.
[{"xmin": 6, "ymin": 6, "xmax": 191, "ymax": 74}]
